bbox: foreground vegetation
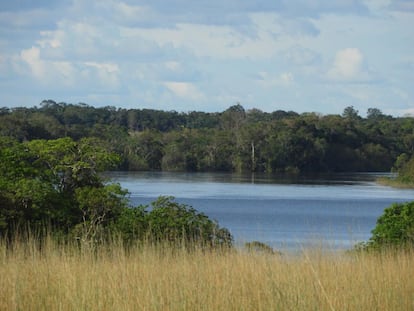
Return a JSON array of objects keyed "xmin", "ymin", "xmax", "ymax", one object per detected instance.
[
  {"xmin": 0, "ymin": 137, "xmax": 232, "ymax": 247},
  {"xmin": 356, "ymin": 201, "xmax": 414, "ymax": 252},
  {"xmin": 1, "ymin": 237, "xmax": 413, "ymax": 311}
]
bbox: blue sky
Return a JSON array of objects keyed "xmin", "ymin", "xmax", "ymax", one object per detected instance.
[{"xmin": 1, "ymin": 0, "xmax": 413, "ymax": 116}]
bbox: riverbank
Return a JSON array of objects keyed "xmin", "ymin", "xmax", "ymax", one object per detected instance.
[
  {"xmin": 1, "ymin": 238, "xmax": 413, "ymax": 310},
  {"xmin": 377, "ymin": 176, "xmax": 414, "ymax": 189}
]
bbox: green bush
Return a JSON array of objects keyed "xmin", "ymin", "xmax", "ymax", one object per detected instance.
[
  {"xmin": 110, "ymin": 206, "xmax": 148, "ymax": 245},
  {"xmin": 360, "ymin": 201, "xmax": 414, "ymax": 250},
  {"xmin": 145, "ymin": 196, "xmax": 233, "ymax": 248},
  {"xmin": 111, "ymin": 197, "xmax": 233, "ymax": 248}
]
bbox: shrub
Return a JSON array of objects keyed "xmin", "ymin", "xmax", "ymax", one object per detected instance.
[
  {"xmin": 361, "ymin": 201, "xmax": 414, "ymax": 250},
  {"xmin": 110, "ymin": 206, "xmax": 148, "ymax": 245},
  {"xmin": 145, "ymin": 196, "xmax": 233, "ymax": 248}
]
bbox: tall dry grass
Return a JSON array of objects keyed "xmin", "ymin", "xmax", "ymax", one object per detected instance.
[{"xmin": 0, "ymin": 236, "xmax": 413, "ymax": 311}]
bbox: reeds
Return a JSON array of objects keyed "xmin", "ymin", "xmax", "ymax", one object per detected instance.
[{"xmin": 1, "ymin": 236, "xmax": 413, "ymax": 310}]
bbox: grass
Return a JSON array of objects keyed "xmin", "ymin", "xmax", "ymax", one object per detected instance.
[{"xmin": 1, "ymin": 237, "xmax": 413, "ymax": 310}]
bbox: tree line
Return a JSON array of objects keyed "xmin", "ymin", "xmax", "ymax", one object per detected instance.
[{"xmin": 1, "ymin": 100, "xmax": 413, "ymax": 174}]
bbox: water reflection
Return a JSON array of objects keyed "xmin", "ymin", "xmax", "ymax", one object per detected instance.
[{"xmin": 107, "ymin": 170, "xmax": 394, "ymax": 185}]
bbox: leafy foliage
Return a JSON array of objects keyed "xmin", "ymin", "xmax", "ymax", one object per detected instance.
[
  {"xmin": 0, "ymin": 137, "xmax": 233, "ymax": 248},
  {"xmin": 145, "ymin": 196, "xmax": 232, "ymax": 247},
  {"xmin": 357, "ymin": 201, "xmax": 414, "ymax": 250},
  {"xmin": 111, "ymin": 196, "xmax": 233, "ymax": 248},
  {"xmin": 0, "ymin": 137, "xmax": 124, "ymax": 239}
]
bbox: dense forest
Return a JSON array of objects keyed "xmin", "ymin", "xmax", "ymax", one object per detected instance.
[{"xmin": 1, "ymin": 100, "xmax": 414, "ymax": 174}]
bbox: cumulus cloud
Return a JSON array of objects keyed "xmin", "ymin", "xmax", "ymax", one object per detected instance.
[
  {"xmin": 16, "ymin": 43, "xmax": 121, "ymax": 90},
  {"xmin": 327, "ymin": 48, "xmax": 366, "ymax": 81}
]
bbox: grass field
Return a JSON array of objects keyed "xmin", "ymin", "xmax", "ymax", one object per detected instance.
[{"xmin": 1, "ymin": 237, "xmax": 413, "ymax": 310}]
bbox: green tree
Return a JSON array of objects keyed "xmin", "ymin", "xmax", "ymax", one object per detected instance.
[
  {"xmin": 220, "ymin": 104, "xmax": 246, "ymax": 131},
  {"xmin": 342, "ymin": 106, "xmax": 360, "ymax": 120},
  {"xmin": 367, "ymin": 108, "xmax": 384, "ymax": 120},
  {"xmin": 0, "ymin": 137, "xmax": 124, "ymax": 238},
  {"xmin": 73, "ymin": 184, "xmax": 128, "ymax": 244},
  {"xmin": 0, "ymin": 137, "xmax": 61, "ymax": 233},
  {"xmin": 365, "ymin": 201, "xmax": 414, "ymax": 249}
]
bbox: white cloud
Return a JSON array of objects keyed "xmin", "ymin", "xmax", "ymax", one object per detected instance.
[
  {"xmin": 20, "ymin": 46, "xmax": 45, "ymax": 78},
  {"xmin": 164, "ymin": 82, "xmax": 204, "ymax": 100},
  {"xmin": 327, "ymin": 48, "xmax": 365, "ymax": 81},
  {"xmin": 37, "ymin": 30, "xmax": 63, "ymax": 49},
  {"xmin": 16, "ymin": 43, "xmax": 121, "ymax": 90},
  {"xmin": 124, "ymin": 18, "xmax": 292, "ymax": 60}
]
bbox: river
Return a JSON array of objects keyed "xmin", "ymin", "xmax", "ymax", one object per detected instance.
[{"xmin": 107, "ymin": 171, "xmax": 414, "ymax": 251}]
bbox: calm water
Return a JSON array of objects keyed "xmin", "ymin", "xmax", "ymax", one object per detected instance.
[{"xmin": 107, "ymin": 171, "xmax": 414, "ymax": 250}]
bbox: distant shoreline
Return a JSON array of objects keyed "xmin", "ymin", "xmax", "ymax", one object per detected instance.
[{"xmin": 376, "ymin": 176, "xmax": 414, "ymax": 189}]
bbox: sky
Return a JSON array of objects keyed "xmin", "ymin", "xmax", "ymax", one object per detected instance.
[{"xmin": 0, "ymin": 0, "xmax": 413, "ymax": 116}]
